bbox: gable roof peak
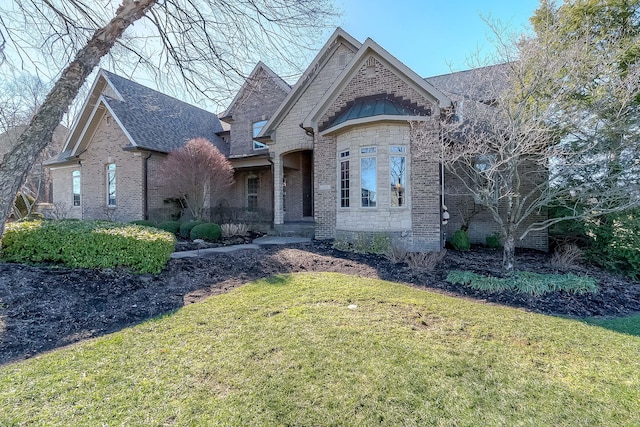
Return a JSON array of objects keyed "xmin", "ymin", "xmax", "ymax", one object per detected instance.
[
  {"xmin": 221, "ymin": 61, "xmax": 291, "ymax": 119},
  {"xmin": 302, "ymin": 35, "xmax": 452, "ymax": 130},
  {"xmin": 57, "ymin": 70, "xmax": 226, "ymax": 160},
  {"xmin": 259, "ymin": 27, "xmax": 362, "ymax": 136}
]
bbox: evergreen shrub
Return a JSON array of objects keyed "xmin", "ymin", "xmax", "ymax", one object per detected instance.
[
  {"xmin": 2, "ymin": 220, "xmax": 175, "ymax": 274},
  {"xmin": 190, "ymin": 223, "xmax": 222, "ymax": 241}
]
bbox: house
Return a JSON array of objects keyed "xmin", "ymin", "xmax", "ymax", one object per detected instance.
[{"xmin": 47, "ymin": 28, "xmax": 548, "ymax": 251}]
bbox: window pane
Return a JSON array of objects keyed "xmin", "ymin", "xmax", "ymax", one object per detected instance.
[
  {"xmin": 361, "ymin": 147, "xmax": 376, "ymax": 154},
  {"xmin": 253, "ymin": 120, "xmax": 268, "ymax": 150},
  {"xmin": 72, "ymin": 170, "xmax": 81, "ymax": 207},
  {"xmin": 107, "ymin": 163, "xmax": 116, "ymax": 206},
  {"xmin": 361, "ymin": 157, "xmax": 377, "ymax": 207},
  {"xmin": 390, "ymin": 156, "xmax": 406, "ymax": 207},
  {"xmin": 340, "ymin": 160, "xmax": 350, "ymax": 208},
  {"xmin": 247, "ymin": 177, "xmax": 259, "ymax": 210}
]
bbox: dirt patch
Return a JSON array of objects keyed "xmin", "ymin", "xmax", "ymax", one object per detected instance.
[{"xmin": 1, "ymin": 241, "xmax": 639, "ymax": 365}]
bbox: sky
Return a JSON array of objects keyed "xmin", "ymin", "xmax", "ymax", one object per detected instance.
[
  {"xmin": 0, "ymin": 0, "xmax": 542, "ymax": 113},
  {"xmin": 335, "ymin": 0, "xmax": 541, "ymax": 78}
]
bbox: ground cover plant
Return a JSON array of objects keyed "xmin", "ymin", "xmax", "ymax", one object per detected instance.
[
  {"xmin": 447, "ymin": 270, "xmax": 598, "ymax": 296},
  {"xmin": 1, "ymin": 219, "xmax": 175, "ymax": 274},
  {"xmin": 0, "ymin": 272, "xmax": 638, "ymax": 425}
]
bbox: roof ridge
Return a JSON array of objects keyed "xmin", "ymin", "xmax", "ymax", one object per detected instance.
[
  {"xmin": 100, "ymin": 69, "xmax": 215, "ymax": 116},
  {"xmin": 423, "ymin": 62, "xmax": 511, "ymax": 80}
]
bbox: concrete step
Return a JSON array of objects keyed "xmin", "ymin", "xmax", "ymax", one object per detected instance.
[{"xmin": 270, "ymin": 222, "xmax": 315, "ymax": 238}]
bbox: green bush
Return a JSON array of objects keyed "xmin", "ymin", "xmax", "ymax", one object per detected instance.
[
  {"xmin": 1, "ymin": 220, "xmax": 176, "ymax": 274},
  {"xmin": 584, "ymin": 210, "xmax": 640, "ymax": 280},
  {"xmin": 352, "ymin": 232, "xmax": 391, "ymax": 254},
  {"xmin": 446, "ymin": 270, "xmax": 598, "ymax": 296},
  {"xmin": 157, "ymin": 221, "xmax": 181, "ymax": 235},
  {"xmin": 129, "ymin": 220, "xmax": 155, "ymax": 227},
  {"xmin": 449, "ymin": 229, "xmax": 471, "ymax": 251},
  {"xmin": 486, "ymin": 233, "xmax": 501, "ymax": 249},
  {"xmin": 179, "ymin": 221, "xmax": 205, "ymax": 239},
  {"xmin": 190, "ymin": 223, "xmax": 222, "ymax": 241}
]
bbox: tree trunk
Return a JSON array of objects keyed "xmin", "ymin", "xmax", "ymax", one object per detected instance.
[
  {"xmin": 0, "ymin": 0, "xmax": 157, "ymax": 237},
  {"xmin": 502, "ymin": 227, "xmax": 516, "ymax": 273}
]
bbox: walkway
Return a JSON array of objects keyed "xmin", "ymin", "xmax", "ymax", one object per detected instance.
[{"xmin": 170, "ymin": 236, "xmax": 311, "ymax": 259}]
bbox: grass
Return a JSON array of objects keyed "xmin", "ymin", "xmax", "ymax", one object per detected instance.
[
  {"xmin": 1, "ymin": 272, "xmax": 639, "ymax": 425},
  {"xmin": 585, "ymin": 314, "xmax": 640, "ymax": 337}
]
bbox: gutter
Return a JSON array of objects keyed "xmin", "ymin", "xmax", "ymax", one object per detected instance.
[
  {"xmin": 267, "ymin": 154, "xmax": 275, "ymax": 225},
  {"xmin": 143, "ymin": 151, "xmax": 152, "ymax": 220}
]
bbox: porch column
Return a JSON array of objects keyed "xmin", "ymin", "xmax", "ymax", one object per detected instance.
[{"xmin": 273, "ymin": 154, "xmax": 284, "ymax": 225}]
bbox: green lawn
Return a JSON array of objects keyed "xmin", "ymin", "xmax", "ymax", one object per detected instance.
[{"xmin": 1, "ymin": 272, "xmax": 639, "ymax": 426}]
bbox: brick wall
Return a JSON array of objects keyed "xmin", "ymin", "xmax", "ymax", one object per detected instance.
[
  {"xmin": 50, "ymin": 165, "xmax": 82, "ymax": 219},
  {"xmin": 75, "ymin": 112, "xmax": 144, "ymax": 222},
  {"xmin": 319, "ymin": 56, "xmax": 434, "ymax": 129},
  {"xmin": 146, "ymin": 152, "xmax": 183, "ymax": 222},
  {"xmin": 409, "ymin": 121, "xmax": 442, "ymax": 251},
  {"xmin": 273, "ymin": 42, "xmax": 357, "ymax": 224},
  {"xmin": 313, "ymin": 54, "xmax": 442, "ymax": 251},
  {"xmin": 332, "ymin": 123, "xmax": 413, "ymax": 234},
  {"xmin": 228, "ymin": 68, "xmax": 289, "ymax": 158},
  {"xmin": 443, "ymin": 169, "xmax": 549, "ymax": 251}
]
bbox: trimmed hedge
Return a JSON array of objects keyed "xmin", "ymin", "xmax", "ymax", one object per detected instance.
[
  {"xmin": 179, "ymin": 221, "xmax": 205, "ymax": 239},
  {"xmin": 1, "ymin": 220, "xmax": 176, "ymax": 274},
  {"xmin": 190, "ymin": 223, "xmax": 222, "ymax": 241},
  {"xmin": 157, "ymin": 221, "xmax": 181, "ymax": 235},
  {"xmin": 129, "ymin": 220, "xmax": 155, "ymax": 227}
]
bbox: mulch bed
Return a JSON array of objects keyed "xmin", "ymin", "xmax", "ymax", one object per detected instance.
[{"xmin": 1, "ymin": 241, "xmax": 639, "ymax": 365}]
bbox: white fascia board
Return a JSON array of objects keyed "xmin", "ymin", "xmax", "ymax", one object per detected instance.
[
  {"xmin": 60, "ymin": 73, "xmax": 107, "ymax": 154},
  {"xmin": 319, "ymin": 115, "xmax": 432, "ymax": 137},
  {"xmin": 100, "ymin": 69, "xmax": 125, "ymax": 101},
  {"xmin": 48, "ymin": 164, "xmax": 79, "ymax": 171},
  {"xmin": 70, "ymin": 96, "xmax": 107, "ymax": 155},
  {"xmin": 222, "ymin": 61, "xmax": 290, "ymax": 118},
  {"xmin": 304, "ymin": 39, "xmax": 452, "ymax": 130},
  {"xmin": 257, "ymin": 27, "xmax": 362, "ymax": 138},
  {"xmin": 101, "ymin": 97, "xmax": 137, "ymax": 146},
  {"xmin": 70, "ymin": 95, "xmax": 136, "ymax": 155}
]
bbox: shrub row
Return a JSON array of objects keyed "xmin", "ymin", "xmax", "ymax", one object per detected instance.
[
  {"xmin": 446, "ymin": 270, "xmax": 598, "ymax": 295},
  {"xmin": 2, "ymin": 220, "xmax": 176, "ymax": 274},
  {"xmin": 147, "ymin": 220, "xmax": 222, "ymax": 241}
]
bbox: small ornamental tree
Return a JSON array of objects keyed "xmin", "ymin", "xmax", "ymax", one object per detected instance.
[{"xmin": 160, "ymin": 138, "xmax": 233, "ymax": 220}]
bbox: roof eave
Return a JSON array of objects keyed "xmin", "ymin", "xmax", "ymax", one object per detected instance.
[{"xmin": 257, "ymin": 27, "xmax": 362, "ymax": 139}]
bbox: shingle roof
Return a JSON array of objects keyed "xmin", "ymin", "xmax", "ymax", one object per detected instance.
[
  {"xmin": 101, "ymin": 70, "xmax": 227, "ymax": 156},
  {"xmin": 424, "ymin": 63, "xmax": 511, "ymax": 103}
]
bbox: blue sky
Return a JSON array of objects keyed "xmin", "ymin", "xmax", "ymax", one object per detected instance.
[{"xmin": 335, "ymin": 0, "xmax": 541, "ymax": 77}]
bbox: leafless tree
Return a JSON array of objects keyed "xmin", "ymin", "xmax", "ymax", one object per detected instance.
[
  {"xmin": 160, "ymin": 138, "xmax": 234, "ymax": 220},
  {"xmin": 415, "ymin": 19, "xmax": 640, "ymax": 273},
  {"xmin": 0, "ymin": 0, "xmax": 336, "ymax": 236}
]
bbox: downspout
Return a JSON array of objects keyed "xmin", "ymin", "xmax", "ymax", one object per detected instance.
[
  {"xmin": 143, "ymin": 151, "xmax": 152, "ymax": 220},
  {"xmin": 267, "ymin": 154, "xmax": 275, "ymax": 226},
  {"xmin": 439, "ymin": 111, "xmax": 450, "ymax": 248}
]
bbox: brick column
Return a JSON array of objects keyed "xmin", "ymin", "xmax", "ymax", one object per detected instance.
[{"xmin": 273, "ymin": 154, "xmax": 284, "ymax": 225}]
